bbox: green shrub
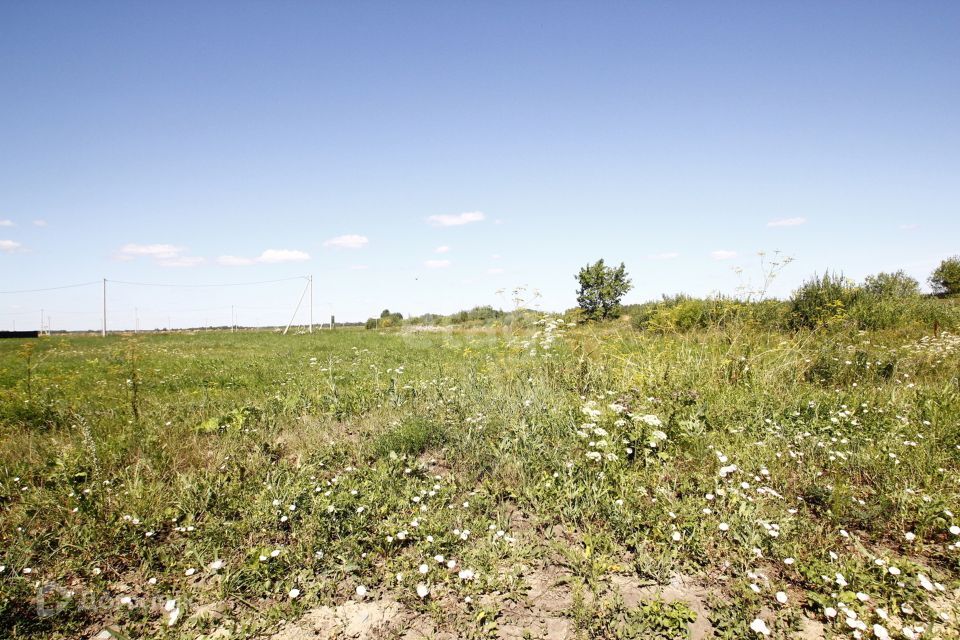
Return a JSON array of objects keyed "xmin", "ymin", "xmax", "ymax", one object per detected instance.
[
  {"xmin": 789, "ymin": 272, "xmax": 860, "ymax": 329},
  {"xmin": 372, "ymin": 417, "xmax": 445, "ymax": 457},
  {"xmin": 630, "ymin": 296, "xmax": 789, "ymax": 333},
  {"xmin": 863, "ymin": 270, "xmax": 920, "ymax": 298}
]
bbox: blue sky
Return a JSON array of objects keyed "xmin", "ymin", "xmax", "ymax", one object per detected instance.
[{"xmin": 2, "ymin": 1, "xmax": 959, "ymax": 330}]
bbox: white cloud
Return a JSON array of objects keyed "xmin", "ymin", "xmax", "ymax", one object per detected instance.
[
  {"xmin": 218, "ymin": 249, "xmax": 311, "ymax": 266},
  {"xmin": 424, "ymin": 259, "xmax": 451, "ymax": 269},
  {"xmin": 487, "ymin": 267, "xmax": 505, "ymax": 275},
  {"xmin": 117, "ymin": 243, "xmax": 204, "ymax": 267},
  {"xmin": 767, "ymin": 217, "xmax": 807, "ymax": 227},
  {"xmin": 323, "ymin": 234, "xmax": 368, "ymax": 249},
  {"xmin": 899, "ymin": 223, "xmax": 919, "ymax": 230},
  {"xmin": 257, "ymin": 249, "xmax": 311, "ymax": 263},
  {"xmin": 1, "ymin": 239, "xmax": 22, "ymax": 253},
  {"xmin": 159, "ymin": 256, "xmax": 205, "ymax": 268},
  {"xmin": 426, "ymin": 211, "xmax": 485, "ymax": 227},
  {"xmin": 33, "ymin": 219, "xmax": 48, "ymax": 227},
  {"xmin": 349, "ymin": 265, "xmax": 369, "ymax": 271},
  {"xmin": 119, "ymin": 243, "xmax": 182, "ymax": 259},
  {"xmin": 435, "ymin": 245, "xmax": 451, "ymax": 253},
  {"xmin": 711, "ymin": 250, "xmax": 738, "ymax": 260},
  {"xmin": 649, "ymin": 252, "xmax": 680, "ymax": 260},
  {"xmin": 491, "ymin": 254, "xmax": 501, "ymax": 260},
  {"xmin": 217, "ymin": 255, "xmax": 256, "ymax": 267},
  {"xmin": 0, "ymin": 219, "xmax": 13, "ymax": 227}
]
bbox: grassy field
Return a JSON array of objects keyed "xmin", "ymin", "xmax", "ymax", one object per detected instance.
[{"xmin": 1, "ymin": 321, "xmax": 959, "ymax": 639}]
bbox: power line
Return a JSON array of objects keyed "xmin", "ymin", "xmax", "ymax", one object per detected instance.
[
  {"xmin": 0, "ymin": 281, "xmax": 100, "ymax": 294},
  {"xmin": 106, "ymin": 276, "xmax": 307, "ymax": 288},
  {"xmin": 0, "ymin": 308, "xmax": 101, "ymax": 316}
]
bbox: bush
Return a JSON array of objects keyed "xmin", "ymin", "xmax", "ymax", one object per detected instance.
[
  {"xmin": 365, "ymin": 309, "xmax": 403, "ymax": 329},
  {"xmin": 629, "ymin": 295, "xmax": 790, "ymax": 333},
  {"xmin": 373, "ymin": 418, "xmax": 445, "ymax": 457},
  {"xmin": 863, "ymin": 270, "xmax": 920, "ymax": 298},
  {"xmin": 789, "ymin": 272, "xmax": 860, "ymax": 330}
]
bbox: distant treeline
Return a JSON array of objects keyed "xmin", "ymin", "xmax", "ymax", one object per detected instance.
[
  {"xmin": 367, "ymin": 269, "xmax": 960, "ymax": 334},
  {"xmin": 367, "ymin": 305, "xmax": 540, "ymax": 329},
  {"xmin": 624, "ymin": 271, "xmax": 959, "ymax": 333}
]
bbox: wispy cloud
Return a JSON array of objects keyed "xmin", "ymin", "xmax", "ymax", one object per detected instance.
[
  {"xmin": 33, "ymin": 219, "xmax": 48, "ymax": 227},
  {"xmin": 767, "ymin": 217, "xmax": 807, "ymax": 227},
  {"xmin": 159, "ymin": 256, "xmax": 205, "ymax": 268},
  {"xmin": 119, "ymin": 243, "xmax": 182, "ymax": 259},
  {"xmin": 435, "ymin": 245, "xmax": 451, "ymax": 253},
  {"xmin": 1, "ymin": 239, "xmax": 23, "ymax": 253},
  {"xmin": 899, "ymin": 223, "xmax": 919, "ymax": 231},
  {"xmin": 0, "ymin": 219, "xmax": 13, "ymax": 227},
  {"xmin": 649, "ymin": 251, "xmax": 680, "ymax": 260},
  {"xmin": 711, "ymin": 250, "xmax": 738, "ymax": 260},
  {"xmin": 217, "ymin": 255, "xmax": 256, "ymax": 267},
  {"xmin": 424, "ymin": 259, "xmax": 451, "ymax": 269},
  {"xmin": 349, "ymin": 265, "xmax": 369, "ymax": 271},
  {"xmin": 118, "ymin": 243, "xmax": 205, "ymax": 267},
  {"xmin": 258, "ymin": 249, "xmax": 310, "ymax": 263},
  {"xmin": 487, "ymin": 267, "xmax": 505, "ymax": 275},
  {"xmin": 426, "ymin": 211, "xmax": 485, "ymax": 227},
  {"xmin": 218, "ymin": 249, "xmax": 311, "ymax": 266},
  {"xmin": 323, "ymin": 234, "xmax": 368, "ymax": 249}
]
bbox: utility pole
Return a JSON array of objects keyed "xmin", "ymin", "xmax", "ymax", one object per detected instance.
[
  {"xmin": 231, "ymin": 305, "xmax": 235, "ymax": 333},
  {"xmin": 309, "ymin": 275, "xmax": 313, "ymax": 334},
  {"xmin": 102, "ymin": 278, "xmax": 107, "ymax": 337},
  {"xmin": 283, "ymin": 278, "xmax": 310, "ymax": 336},
  {"xmin": 40, "ymin": 308, "xmax": 43, "ymax": 334}
]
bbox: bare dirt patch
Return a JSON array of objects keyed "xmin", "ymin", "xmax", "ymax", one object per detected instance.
[
  {"xmin": 271, "ymin": 599, "xmax": 402, "ymax": 640},
  {"xmin": 607, "ymin": 572, "xmax": 714, "ymax": 640}
]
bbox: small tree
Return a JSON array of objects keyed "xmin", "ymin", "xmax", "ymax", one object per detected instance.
[
  {"xmin": 863, "ymin": 271, "xmax": 920, "ymax": 298},
  {"xmin": 929, "ymin": 256, "xmax": 960, "ymax": 296},
  {"xmin": 576, "ymin": 259, "xmax": 632, "ymax": 321}
]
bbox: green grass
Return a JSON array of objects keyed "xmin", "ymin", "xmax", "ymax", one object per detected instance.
[{"xmin": 1, "ymin": 322, "xmax": 959, "ymax": 638}]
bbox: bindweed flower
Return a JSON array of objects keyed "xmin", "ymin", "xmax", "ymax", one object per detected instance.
[
  {"xmin": 749, "ymin": 618, "xmax": 771, "ymax": 636},
  {"xmin": 165, "ymin": 599, "xmax": 180, "ymax": 626}
]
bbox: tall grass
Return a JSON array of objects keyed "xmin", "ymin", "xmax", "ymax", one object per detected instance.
[{"xmin": 1, "ymin": 319, "xmax": 958, "ymax": 638}]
